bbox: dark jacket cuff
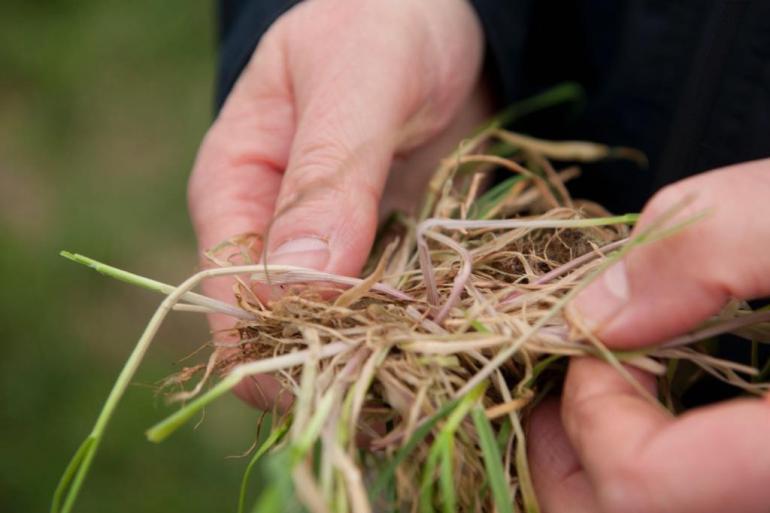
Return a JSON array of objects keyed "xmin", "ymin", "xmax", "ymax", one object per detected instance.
[
  {"xmin": 468, "ymin": 0, "xmax": 532, "ymax": 104},
  {"xmin": 216, "ymin": 0, "xmax": 302, "ymax": 110},
  {"xmin": 216, "ymin": 0, "xmax": 528, "ymax": 111}
]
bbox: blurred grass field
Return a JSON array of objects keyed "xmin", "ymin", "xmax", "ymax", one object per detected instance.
[{"xmin": 0, "ymin": 2, "xmax": 261, "ymax": 511}]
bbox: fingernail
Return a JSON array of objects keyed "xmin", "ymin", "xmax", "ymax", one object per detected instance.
[
  {"xmin": 572, "ymin": 260, "xmax": 630, "ymax": 332},
  {"xmin": 268, "ymin": 237, "xmax": 330, "ymax": 270}
]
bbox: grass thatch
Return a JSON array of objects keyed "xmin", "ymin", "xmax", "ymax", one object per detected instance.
[{"xmin": 53, "ymin": 88, "xmax": 770, "ymax": 513}]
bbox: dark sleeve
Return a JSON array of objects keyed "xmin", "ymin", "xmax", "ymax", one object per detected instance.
[
  {"xmin": 216, "ymin": 0, "xmax": 301, "ymax": 110},
  {"xmin": 468, "ymin": 0, "xmax": 532, "ymax": 104},
  {"xmin": 215, "ymin": 0, "xmax": 530, "ymax": 111}
]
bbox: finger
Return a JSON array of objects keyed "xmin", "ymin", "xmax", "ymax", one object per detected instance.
[
  {"xmin": 527, "ymin": 397, "xmax": 598, "ymax": 513},
  {"xmin": 188, "ymin": 29, "xmax": 295, "ymax": 330},
  {"xmin": 570, "ymin": 159, "xmax": 770, "ymax": 347},
  {"xmin": 263, "ymin": 0, "xmax": 483, "ymax": 276},
  {"xmin": 562, "ymin": 357, "xmax": 770, "ymax": 513},
  {"xmin": 560, "ymin": 357, "xmax": 668, "ymax": 511},
  {"xmin": 261, "ymin": 67, "xmax": 421, "ymax": 275},
  {"xmin": 232, "ymin": 374, "xmax": 294, "ymax": 413},
  {"xmin": 187, "ymin": 32, "xmax": 295, "ymax": 409}
]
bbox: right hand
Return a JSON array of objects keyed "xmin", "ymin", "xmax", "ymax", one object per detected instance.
[{"xmin": 187, "ymin": 0, "xmax": 490, "ymax": 410}]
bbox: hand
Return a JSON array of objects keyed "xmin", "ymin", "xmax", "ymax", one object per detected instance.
[
  {"xmin": 528, "ymin": 159, "xmax": 770, "ymax": 513},
  {"xmin": 187, "ymin": 0, "xmax": 489, "ymax": 409}
]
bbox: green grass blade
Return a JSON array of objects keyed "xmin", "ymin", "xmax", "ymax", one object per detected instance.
[
  {"xmin": 60, "ymin": 251, "xmax": 250, "ymax": 319},
  {"xmin": 238, "ymin": 417, "xmax": 292, "ymax": 513},
  {"xmin": 491, "ymin": 82, "xmax": 586, "ymax": 130},
  {"xmin": 370, "ymin": 398, "xmax": 459, "ymax": 496},
  {"xmin": 293, "ymin": 391, "xmax": 335, "ymax": 458},
  {"xmin": 420, "ymin": 385, "xmax": 485, "ymax": 513},
  {"xmin": 249, "ymin": 450, "xmax": 299, "ymax": 513},
  {"xmin": 53, "ymin": 250, "xmax": 196, "ymax": 513},
  {"xmin": 60, "ymin": 251, "xmax": 173, "ymax": 295},
  {"xmin": 146, "ymin": 373, "xmax": 239, "ymax": 442},
  {"xmin": 51, "ymin": 436, "xmax": 96, "ymax": 513},
  {"xmin": 471, "ymin": 408, "xmax": 513, "ymax": 513},
  {"xmin": 373, "ymin": 384, "xmax": 487, "ymax": 497},
  {"xmin": 469, "ymin": 175, "xmax": 526, "ymax": 219},
  {"xmin": 420, "ymin": 83, "xmax": 586, "ymax": 221},
  {"xmin": 471, "ymin": 319, "xmax": 491, "ymax": 333},
  {"xmin": 419, "ymin": 442, "xmax": 440, "ymax": 513},
  {"xmin": 438, "ymin": 438, "xmax": 456, "ymax": 513},
  {"xmin": 495, "ymin": 417, "xmax": 512, "ymax": 454},
  {"xmin": 524, "ymin": 354, "xmax": 562, "ymax": 388}
]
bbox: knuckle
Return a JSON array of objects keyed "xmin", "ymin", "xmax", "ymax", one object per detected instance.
[
  {"xmin": 284, "ymin": 147, "xmax": 349, "ymax": 203},
  {"xmin": 643, "ymin": 181, "xmax": 702, "ymax": 225},
  {"xmin": 279, "ymin": 132, "xmax": 381, "ymax": 212}
]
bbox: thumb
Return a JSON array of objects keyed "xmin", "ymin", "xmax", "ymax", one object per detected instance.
[
  {"xmin": 263, "ymin": 89, "xmax": 404, "ymax": 276},
  {"xmin": 570, "ymin": 159, "xmax": 770, "ymax": 347}
]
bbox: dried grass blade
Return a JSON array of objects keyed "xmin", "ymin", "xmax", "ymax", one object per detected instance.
[
  {"xmin": 510, "ymin": 414, "xmax": 539, "ymax": 513},
  {"xmin": 335, "ymin": 240, "xmax": 398, "ymax": 308}
]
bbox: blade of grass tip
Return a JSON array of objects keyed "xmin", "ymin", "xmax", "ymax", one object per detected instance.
[
  {"xmin": 50, "ymin": 436, "xmax": 95, "ymax": 513},
  {"xmin": 471, "ymin": 408, "xmax": 513, "ymax": 513},
  {"xmin": 60, "ymin": 251, "xmax": 254, "ymax": 320},
  {"xmin": 510, "ymin": 414, "xmax": 540, "ymax": 513},
  {"xmin": 491, "ymin": 82, "xmax": 585, "ymax": 130},
  {"xmin": 54, "ymin": 438, "xmax": 101, "ymax": 513},
  {"xmin": 438, "ymin": 438, "xmax": 456, "ymax": 513},
  {"xmin": 238, "ymin": 416, "xmax": 292, "ymax": 513},
  {"xmin": 60, "ymin": 251, "xmax": 172, "ymax": 293}
]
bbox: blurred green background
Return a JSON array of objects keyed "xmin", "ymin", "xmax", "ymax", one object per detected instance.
[{"xmin": 0, "ymin": 1, "xmax": 260, "ymax": 511}]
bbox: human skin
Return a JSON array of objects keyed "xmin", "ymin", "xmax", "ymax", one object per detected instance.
[
  {"xmin": 529, "ymin": 160, "xmax": 770, "ymax": 513},
  {"xmin": 188, "ymin": 1, "xmax": 770, "ymax": 511},
  {"xmin": 188, "ymin": 0, "xmax": 489, "ymax": 410}
]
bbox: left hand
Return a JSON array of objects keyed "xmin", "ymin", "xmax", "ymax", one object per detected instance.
[{"xmin": 527, "ymin": 159, "xmax": 770, "ymax": 513}]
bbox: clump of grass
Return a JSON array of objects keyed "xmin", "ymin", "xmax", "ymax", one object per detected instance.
[{"xmin": 53, "ymin": 86, "xmax": 770, "ymax": 513}]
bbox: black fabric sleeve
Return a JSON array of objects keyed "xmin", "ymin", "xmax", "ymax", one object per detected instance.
[
  {"xmin": 215, "ymin": 0, "xmax": 302, "ymax": 110},
  {"xmin": 468, "ymin": 0, "xmax": 532, "ymax": 104}
]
